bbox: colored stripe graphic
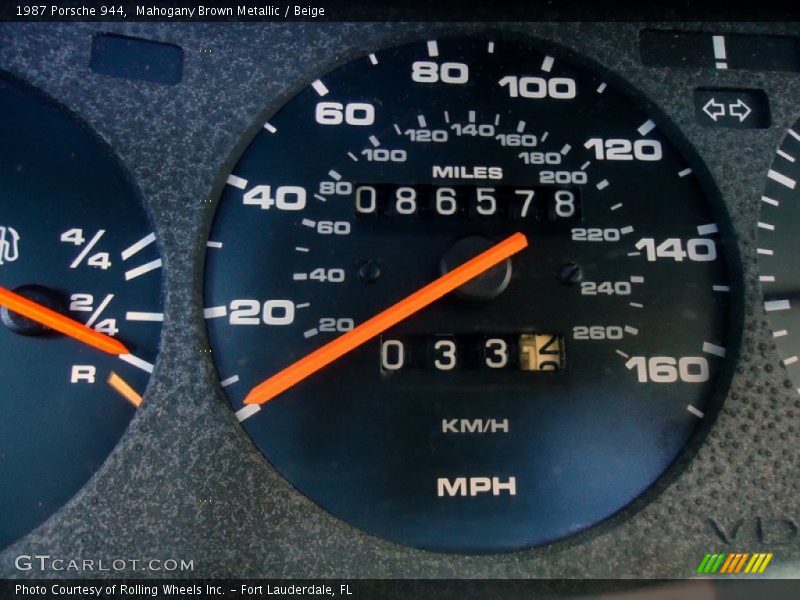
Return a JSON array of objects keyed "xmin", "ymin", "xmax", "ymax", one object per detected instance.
[
  {"xmin": 697, "ymin": 554, "xmax": 713, "ymax": 573},
  {"xmin": 699, "ymin": 552, "xmax": 773, "ymax": 575},
  {"xmin": 720, "ymin": 553, "xmax": 737, "ymax": 573},
  {"xmin": 711, "ymin": 553, "xmax": 726, "ymax": 573},
  {"xmin": 745, "ymin": 553, "xmax": 774, "ymax": 574},
  {"xmin": 733, "ymin": 553, "xmax": 750, "ymax": 573}
]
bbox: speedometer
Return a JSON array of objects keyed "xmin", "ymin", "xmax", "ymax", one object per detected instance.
[{"xmin": 204, "ymin": 36, "xmax": 740, "ymax": 552}]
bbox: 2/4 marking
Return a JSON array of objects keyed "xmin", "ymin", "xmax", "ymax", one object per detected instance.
[{"xmin": 126, "ymin": 311, "xmax": 164, "ymax": 322}]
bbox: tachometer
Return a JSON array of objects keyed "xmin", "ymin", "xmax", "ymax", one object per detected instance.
[
  {"xmin": 204, "ymin": 36, "xmax": 739, "ymax": 552},
  {"xmin": 759, "ymin": 119, "xmax": 800, "ymax": 393}
]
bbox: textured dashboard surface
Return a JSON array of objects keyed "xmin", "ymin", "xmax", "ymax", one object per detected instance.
[{"xmin": 0, "ymin": 21, "xmax": 798, "ymax": 578}]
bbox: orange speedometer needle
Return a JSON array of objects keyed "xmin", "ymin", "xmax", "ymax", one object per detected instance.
[
  {"xmin": 0, "ymin": 285, "xmax": 129, "ymax": 355},
  {"xmin": 243, "ymin": 232, "xmax": 528, "ymax": 405}
]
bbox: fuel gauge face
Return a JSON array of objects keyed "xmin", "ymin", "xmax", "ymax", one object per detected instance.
[{"xmin": 0, "ymin": 77, "xmax": 163, "ymax": 548}]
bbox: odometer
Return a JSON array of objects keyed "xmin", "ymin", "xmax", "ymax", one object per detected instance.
[{"xmin": 204, "ymin": 36, "xmax": 739, "ymax": 552}]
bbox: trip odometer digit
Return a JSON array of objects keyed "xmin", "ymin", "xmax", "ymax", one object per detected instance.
[{"xmin": 204, "ymin": 37, "xmax": 738, "ymax": 552}]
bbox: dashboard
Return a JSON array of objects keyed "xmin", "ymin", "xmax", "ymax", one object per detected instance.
[{"xmin": 0, "ymin": 18, "xmax": 799, "ymax": 580}]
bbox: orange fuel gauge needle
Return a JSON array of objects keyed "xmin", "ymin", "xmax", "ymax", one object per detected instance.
[
  {"xmin": 244, "ymin": 232, "xmax": 528, "ymax": 406},
  {"xmin": 0, "ymin": 285, "xmax": 129, "ymax": 355}
]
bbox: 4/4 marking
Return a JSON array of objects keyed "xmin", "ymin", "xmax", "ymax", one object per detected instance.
[
  {"xmin": 70, "ymin": 230, "xmax": 105, "ymax": 269},
  {"xmin": 121, "ymin": 232, "xmax": 156, "ymax": 260}
]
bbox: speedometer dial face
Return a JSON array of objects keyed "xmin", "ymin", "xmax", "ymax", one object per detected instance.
[
  {"xmin": 0, "ymin": 77, "xmax": 162, "ymax": 548},
  {"xmin": 759, "ymin": 119, "xmax": 800, "ymax": 393},
  {"xmin": 205, "ymin": 36, "xmax": 738, "ymax": 552}
]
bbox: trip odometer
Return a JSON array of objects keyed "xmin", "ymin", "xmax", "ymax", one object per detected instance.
[{"xmin": 204, "ymin": 37, "xmax": 738, "ymax": 552}]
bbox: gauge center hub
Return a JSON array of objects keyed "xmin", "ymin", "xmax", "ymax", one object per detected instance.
[
  {"xmin": 1, "ymin": 284, "xmax": 67, "ymax": 336},
  {"xmin": 440, "ymin": 236, "xmax": 512, "ymax": 300}
]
